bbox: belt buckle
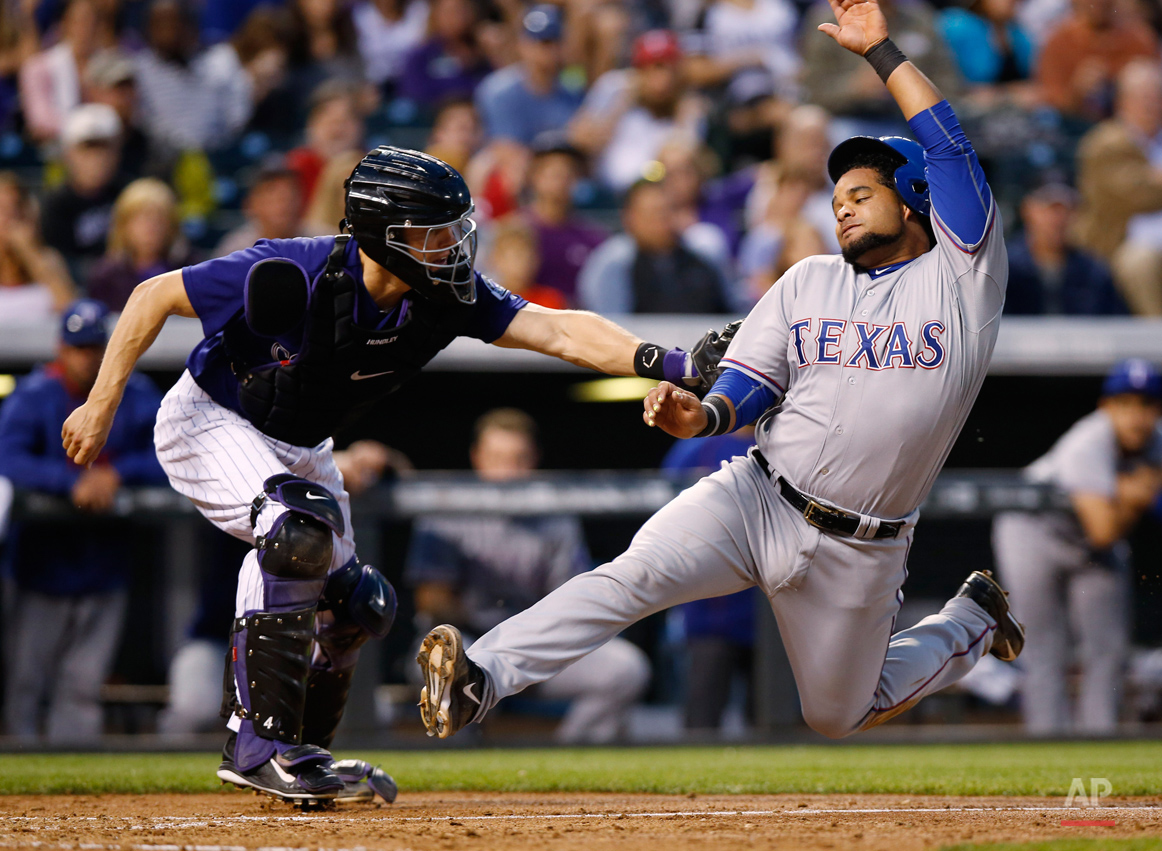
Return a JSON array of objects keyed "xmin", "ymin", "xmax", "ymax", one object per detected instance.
[{"xmin": 802, "ymin": 499, "xmax": 829, "ymax": 529}]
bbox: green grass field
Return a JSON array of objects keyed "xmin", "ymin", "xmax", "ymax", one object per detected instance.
[{"xmin": 0, "ymin": 741, "xmax": 1159, "ymax": 797}]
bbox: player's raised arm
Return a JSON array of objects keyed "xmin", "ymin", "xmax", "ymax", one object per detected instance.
[
  {"xmin": 61, "ymin": 270, "xmax": 196, "ymax": 466},
  {"xmin": 819, "ymin": 0, "xmax": 995, "ymax": 255}
]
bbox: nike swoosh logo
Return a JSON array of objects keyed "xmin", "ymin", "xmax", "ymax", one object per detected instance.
[
  {"xmin": 462, "ymin": 682, "xmax": 481, "ymax": 705},
  {"xmin": 271, "ymin": 759, "xmax": 297, "ymax": 784},
  {"xmin": 351, "ymin": 370, "xmax": 394, "ymax": 381},
  {"xmin": 305, "ymin": 493, "xmax": 328, "ymax": 500}
]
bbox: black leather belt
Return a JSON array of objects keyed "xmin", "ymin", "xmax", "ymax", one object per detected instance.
[{"xmin": 752, "ymin": 449, "xmax": 902, "ymax": 539}]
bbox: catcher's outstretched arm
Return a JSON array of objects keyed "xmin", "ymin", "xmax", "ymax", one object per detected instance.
[
  {"xmin": 494, "ymin": 304, "xmax": 742, "ymax": 392},
  {"xmin": 62, "ymin": 270, "xmax": 196, "ymax": 467},
  {"xmin": 492, "ymin": 303, "xmax": 643, "ymax": 375}
]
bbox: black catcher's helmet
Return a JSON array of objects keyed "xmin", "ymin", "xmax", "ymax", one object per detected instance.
[{"xmin": 344, "ymin": 147, "xmax": 478, "ymax": 304}]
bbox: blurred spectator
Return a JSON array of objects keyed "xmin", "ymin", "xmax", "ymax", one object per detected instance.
[
  {"xmin": 734, "ymin": 104, "xmax": 836, "ymax": 300},
  {"xmin": 87, "ymin": 178, "xmax": 194, "ymax": 311},
  {"xmin": 82, "ymin": 49, "xmax": 153, "ymax": 179},
  {"xmin": 465, "ymin": 137, "xmax": 531, "ymax": 221},
  {"xmin": 133, "ymin": 0, "xmax": 252, "ymax": 158},
  {"xmin": 353, "ymin": 0, "xmax": 430, "ymax": 96},
  {"xmin": 19, "ymin": 0, "xmax": 100, "ymax": 143},
  {"xmin": 1075, "ymin": 59, "xmax": 1162, "ymax": 314},
  {"xmin": 993, "ymin": 360, "xmax": 1162, "ymax": 734},
  {"xmin": 801, "ymin": 0, "xmax": 961, "ymax": 134},
  {"xmin": 40, "ymin": 103, "xmax": 128, "ymax": 270},
  {"xmin": 520, "ymin": 134, "xmax": 607, "ymax": 305},
  {"xmin": 738, "ymin": 164, "xmax": 830, "ymax": 301},
  {"xmin": 404, "ymin": 408, "xmax": 650, "ymax": 743},
  {"xmin": 426, "ymin": 97, "xmax": 483, "ymax": 173},
  {"xmin": 570, "ymin": 30, "xmax": 708, "ymax": 193},
  {"xmin": 683, "ymin": 0, "xmax": 801, "ymax": 100},
  {"xmin": 661, "ymin": 428, "xmax": 760, "ymax": 732},
  {"xmin": 215, "ymin": 158, "xmax": 308, "ymax": 256},
  {"xmin": 0, "ymin": 172, "xmax": 77, "ymax": 318},
  {"xmin": 713, "ymin": 67, "xmax": 792, "ymax": 173},
  {"xmin": 564, "ymin": 0, "xmax": 632, "ymax": 84},
  {"xmin": 744, "ymin": 104, "xmax": 836, "ymax": 245},
  {"xmin": 474, "ymin": 5, "xmax": 583, "ymax": 145},
  {"xmin": 578, "ymin": 178, "xmax": 731, "ymax": 313},
  {"xmin": 656, "ymin": 137, "xmax": 733, "ymax": 284},
  {"xmin": 1037, "ymin": 0, "xmax": 1157, "ymax": 122},
  {"xmin": 1005, "ymin": 182, "xmax": 1127, "ymax": 315},
  {"xmin": 398, "ymin": 0, "xmax": 492, "ymax": 110},
  {"xmin": 938, "ymin": 0, "xmax": 1039, "ymax": 109},
  {"xmin": 0, "ymin": 299, "xmax": 166, "ymax": 742},
  {"xmin": 0, "ymin": 2, "xmax": 41, "ymax": 130},
  {"xmin": 303, "ymin": 150, "xmax": 365, "ymax": 234},
  {"xmin": 286, "ymin": 0, "xmax": 365, "ymax": 95},
  {"xmin": 221, "ymin": 5, "xmax": 297, "ymax": 138},
  {"xmin": 1017, "ymin": 0, "xmax": 1072, "ymax": 49},
  {"xmin": 486, "ymin": 219, "xmax": 567, "ymax": 308},
  {"xmin": 285, "ymin": 81, "xmax": 366, "ymax": 209}
]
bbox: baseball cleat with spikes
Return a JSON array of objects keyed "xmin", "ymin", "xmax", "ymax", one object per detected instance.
[
  {"xmin": 216, "ymin": 732, "xmax": 344, "ymax": 805},
  {"xmin": 417, "ymin": 624, "xmax": 486, "ymax": 739},
  {"xmin": 955, "ymin": 569, "xmax": 1025, "ymax": 662}
]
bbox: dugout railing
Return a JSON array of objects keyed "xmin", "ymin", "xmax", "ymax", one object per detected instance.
[{"xmin": 1, "ymin": 470, "xmax": 1071, "ymax": 742}]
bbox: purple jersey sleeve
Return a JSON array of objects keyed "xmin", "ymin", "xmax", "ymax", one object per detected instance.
[
  {"xmin": 182, "ymin": 238, "xmax": 334, "ymax": 339},
  {"xmin": 462, "ymin": 273, "xmax": 528, "ymax": 343}
]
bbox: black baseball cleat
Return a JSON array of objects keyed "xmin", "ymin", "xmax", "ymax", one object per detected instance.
[
  {"xmin": 417, "ymin": 624, "xmax": 486, "ymax": 739},
  {"xmin": 955, "ymin": 570, "xmax": 1025, "ymax": 662},
  {"xmin": 217, "ymin": 732, "xmax": 344, "ymax": 805},
  {"xmin": 331, "ymin": 759, "xmax": 398, "ymax": 804}
]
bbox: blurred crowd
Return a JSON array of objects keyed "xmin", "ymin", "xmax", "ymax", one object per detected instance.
[{"xmin": 2, "ymin": 0, "xmax": 1162, "ymax": 318}]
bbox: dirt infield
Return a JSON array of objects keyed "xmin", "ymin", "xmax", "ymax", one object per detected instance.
[{"xmin": 2, "ymin": 793, "xmax": 1161, "ymax": 850}]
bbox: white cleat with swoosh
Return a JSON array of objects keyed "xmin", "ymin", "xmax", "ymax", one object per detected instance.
[{"xmin": 417, "ymin": 624, "xmax": 487, "ymax": 739}]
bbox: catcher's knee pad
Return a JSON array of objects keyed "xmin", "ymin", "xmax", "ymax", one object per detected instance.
[
  {"xmin": 301, "ymin": 560, "xmax": 398, "ymax": 747},
  {"xmin": 251, "ymin": 474, "xmax": 345, "ymax": 579},
  {"xmin": 222, "ymin": 607, "xmax": 316, "ymax": 745}
]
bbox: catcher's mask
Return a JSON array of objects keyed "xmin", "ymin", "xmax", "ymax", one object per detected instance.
[{"xmin": 344, "ymin": 146, "xmax": 479, "ymax": 305}]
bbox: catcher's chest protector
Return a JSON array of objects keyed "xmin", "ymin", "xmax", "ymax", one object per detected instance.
[{"xmin": 235, "ymin": 235, "xmax": 474, "ymax": 446}]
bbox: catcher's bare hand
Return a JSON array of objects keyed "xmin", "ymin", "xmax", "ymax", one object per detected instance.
[
  {"xmin": 62, "ymin": 400, "xmax": 116, "ymax": 468},
  {"xmin": 644, "ymin": 381, "xmax": 707, "ymax": 438},
  {"xmin": 818, "ymin": 0, "xmax": 889, "ymax": 56}
]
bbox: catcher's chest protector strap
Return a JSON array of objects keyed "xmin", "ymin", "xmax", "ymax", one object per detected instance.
[
  {"xmin": 235, "ymin": 235, "xmax": 474, "ymax": 446},
  {"xmin": 223, "ymin": 608, "xmax": 316, "ymax": 744}
]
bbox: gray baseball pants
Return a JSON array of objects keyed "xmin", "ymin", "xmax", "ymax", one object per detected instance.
[
  {"xmin": 3, "ymin": 586, "xmax": 127, "ymax": 741},
  {"xmin": 469, "ymin": 452, "xmax": 997, "ymax": 738},
  {"xmin": 993, "ymin": 512, "xmax": 1129, "ymax": 734}
]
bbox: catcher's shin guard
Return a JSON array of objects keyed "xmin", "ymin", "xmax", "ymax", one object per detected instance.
[
  {"xmin": 223, "ymin": 475, "xmax": 346, "ymax": 772},
  {"xmin": 301, "ymin": 560, "xmax": 397, "ymax": 747}
]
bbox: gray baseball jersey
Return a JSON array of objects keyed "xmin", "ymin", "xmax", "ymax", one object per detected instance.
[
  {"xmin": 993, "ymin": 411, "xmax": 1162, "ymax": 733},
  {"xmin": 463, "ymin": 99, "xmax": 1016, "ymax": 739},
  {"xmin": 722, "ymin": 210, "xmax": 1007, "ymax": 519}
]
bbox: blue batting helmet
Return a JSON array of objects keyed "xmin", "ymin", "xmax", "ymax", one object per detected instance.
[
  {"xmin": 1102, "ymin": 358, "xmax": 1162, "ymax": 400},
  {"xmin": 827, "ymin": 136, "xmax": 931, "ymax": 217}
]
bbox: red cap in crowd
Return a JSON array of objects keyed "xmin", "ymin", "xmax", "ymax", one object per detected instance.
[{"xmin": 632, "ymin": 30, "xmax": 682, "ymax": 67}]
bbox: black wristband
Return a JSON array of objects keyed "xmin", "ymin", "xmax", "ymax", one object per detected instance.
[
  {"xmin": 634, "ymin": 342, "xmax": 667, "ymax": 381},
  {"xmin": 864, "ymin": 37, "xmax": 907, "ymax": 84},
  {"xmin": 693, "ymin": 395, "xmax": 732, "ymax": 438}
]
